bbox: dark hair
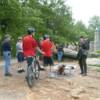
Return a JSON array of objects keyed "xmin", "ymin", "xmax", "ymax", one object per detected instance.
[
  {"xmin": 80, "ymin": 36, "xmax": 84, "ymax": 38},
  {"xmin": 4, "ymin": 34, "xmax": 10, "ymax": 39},
  {"xmin": 18, "ymin": 36, "xmax": 22, "ymax": 40},
  {"xmin": 27, "ymin": 27, "xmax": 35, "ymax": 34},
  {"xmin": 43, "ymin": 35, "xmax": 49, "ymax": 40}
]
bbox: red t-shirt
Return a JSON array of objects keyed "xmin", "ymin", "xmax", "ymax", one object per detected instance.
[
  {"xmin": 23, "ymin": 35, "xmax": 37, "ymax": 57},
  {"xmin": 41, "ymin": 39, "xmax": 52, "ymax": 57}
]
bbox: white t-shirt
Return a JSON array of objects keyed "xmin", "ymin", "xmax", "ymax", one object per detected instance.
[{"xmin": 16, "ymin": 41, "xmax": 23, "ymax": 53}]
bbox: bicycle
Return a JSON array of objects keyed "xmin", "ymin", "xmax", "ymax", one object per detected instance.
[{"xmin": 26, "ymin": 56, "xmax": 40, "ymax": 88}]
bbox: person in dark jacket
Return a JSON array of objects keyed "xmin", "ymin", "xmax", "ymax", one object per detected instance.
[
  {"xmin": 1, "ymin": 34, "xmax": 12, "ymax": 76},
  {"xmin": 57, "ymin": 44, "xmax": 64, "ymax": 62},
  {"xmin": 77, "ymin": 36, "xmax": 89, "ymax": 76}
]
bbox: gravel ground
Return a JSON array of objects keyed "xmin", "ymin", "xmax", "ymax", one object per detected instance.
[{"xmin": 0, "ymin": 60, "xmax": 100, "ymax": 100}]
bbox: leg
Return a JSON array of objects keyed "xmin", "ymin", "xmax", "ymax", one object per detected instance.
[
  {"xmin": 48, "ymin": 57, "xmax": 54, "ymax": 72},
  {"xmin": 60, "ymin": 51, "xmax": 63, "ymax": 62},
  {"xmin": 7, "ymin": 52, "xmax": 11, "ymax": 73},
  {"xmin": 17, "ymin": 52, "xmax": 25, "ymax": 73},
  {"xmin": 58, "ymin": 51, "xmax": 62, "ymax": 62},
  {"xmin": 3, "ymin": 51, "xmax": 11, "ymax": 76},
  {"xmin": 27, "ymin": 57, "xmax": 33, "ymax": 67},
  {"xmin": 79, "ymin": 59, "xmax": 84, "ymax": 74},
  {"xmin": 43, "ymin": 57, "xmax": 49, "ymax": 77},
  {"xmin": 83, "ymin": 57, "xmax": 87, "ymax": 75},
  {"xmin": 26, "ymin": 57, "xmax": 33, "ymax": 78},
  {"xmin": 3, "ymin": 52, "xmax": 8, "ymax": 75}
]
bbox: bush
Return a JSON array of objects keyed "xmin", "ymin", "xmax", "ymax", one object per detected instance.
[{"xmin": 96, "ymin": 50, "xmax": 100, "ymax": 54}]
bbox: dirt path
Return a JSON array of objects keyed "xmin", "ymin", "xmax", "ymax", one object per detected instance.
[{"xmin": 0, "ymin": 61, "xmax": 100, "ymax": 100}]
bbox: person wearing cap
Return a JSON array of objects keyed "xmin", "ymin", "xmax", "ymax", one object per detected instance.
[
  {"xmin": 16, "ymin": 36, "xmax": 25, "ymax": 73},
  {"xmin": 22, "ymin": 27, "xmax": 45, "ymax": 74},
  {"xmin": 1, "ymin": 34, "xmax": 12, "ymax": 76},
  {"xmin": 41, "ymin": 35, "xmax": 54, "ymax": 72}
]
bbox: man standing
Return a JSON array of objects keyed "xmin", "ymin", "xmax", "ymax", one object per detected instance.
[
  {"xmin": 77, "ymin": 36, "xmax": 89, "ymax": 76},
  {"xmin": 41, "ymin": 35, "xmax": 53, "ymax": 72},
  {"xmin": 22, "ymin": 27, "xmax": 44, "ymax": 72},
  {"xmin": 1, "ymin": 34, "xmax": 12, "ymax": 76},
  {"xmin": 16, "ymin": 36, "xmax": 24, "ymax": 73}
]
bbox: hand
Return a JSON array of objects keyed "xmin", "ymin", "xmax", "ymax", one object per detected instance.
[{"xmin": 42, "ymin": 51, "xmax": 45, "ymax": 55}]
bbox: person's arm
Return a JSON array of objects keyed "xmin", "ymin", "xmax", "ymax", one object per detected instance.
[
  {"xmin": 1, "ymin": 42, "xmax": 3, "ymax": 56},
  {"xmin": 32, "ymin": 39, "xmax": 44, "ymax": 55},
  {"xmin": 36, "ymin": 47, "xmax": 45, "ymax": 55}
]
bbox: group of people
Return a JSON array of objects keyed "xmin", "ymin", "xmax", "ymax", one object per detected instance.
[
  {"xmin": 1, "ymin": 27, "xmax": 57, "ymax": 76},
  {"xmin": 1, "ymin": 27, "xmax": 90, "ymax": 77}
]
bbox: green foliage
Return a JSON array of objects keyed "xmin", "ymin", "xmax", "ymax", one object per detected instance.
[
  {"xmin": 0, "ymin": 0, "xmax": 94, "ymax": 56},
  {"xmin": 88, "ymin": 16, "xmax": 100, "ymax": 40},
  {"xmin": 72, "ymin": 21, "xmax": 93, "ymax": 41},
  {"xmin": 96, "ymin": 50, "xmax": 100, "ymax": 54},
  {"xmin": 88, "ymin": 16, "xmax": 100, "ymax": 31}
]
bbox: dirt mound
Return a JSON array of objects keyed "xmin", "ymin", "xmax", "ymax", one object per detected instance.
[{"xmin": 0, "ymin": 62, "xmax": 100, "ymax": 100}]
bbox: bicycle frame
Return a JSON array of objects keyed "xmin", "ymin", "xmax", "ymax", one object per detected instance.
[{"xmin": 26, "ymin": 56, "xmax": 40, "ymax": 88}]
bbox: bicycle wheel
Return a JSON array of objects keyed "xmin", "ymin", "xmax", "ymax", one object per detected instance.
[
  {"xmin": 26, "ymin": 65, "xmax": 35, "ymax": 88},
  {"xmin": 34, "ymin": 61, "xmax": 40, "ymax": 79}
]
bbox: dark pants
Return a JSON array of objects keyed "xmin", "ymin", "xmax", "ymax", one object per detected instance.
[
  {"xmin": 43, "ymin": 56, "xmax": 53, "ymax": 66},
  {"xmin": 79, "ymin": 56, "xmax": 87, "ymax": 74},
  {"xmin": 26, "ymin": 57, "xmax": 34, "ymax": 67}
]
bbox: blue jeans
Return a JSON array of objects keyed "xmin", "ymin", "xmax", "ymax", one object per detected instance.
[
  {"xmin": 3, "ymin": 51, "xmax": 11, "ymax": 75},
  {"xmin": 58, "ymin": 51, "xmax": 63, "ymax": 62}
]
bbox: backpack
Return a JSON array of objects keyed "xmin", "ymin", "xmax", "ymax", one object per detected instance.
[{"xmin": 83, "ymin": 39, "xmax": 90, "ymax": 50}]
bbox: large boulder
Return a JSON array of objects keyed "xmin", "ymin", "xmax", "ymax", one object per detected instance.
[{"xmin": 63, "ymin": 48, "xmax": 77, "ymax": 59}]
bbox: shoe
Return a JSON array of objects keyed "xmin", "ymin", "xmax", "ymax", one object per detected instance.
[
  {"xmin": 80, "ymin": 72, "xmax": 83, "ymax": 74},
  {"xmin": 5, "ymin": 73, "xmax": 12, "ymax": 77},
  {"xmin": 17, "ymin": 68, "xmax": 25, "ymax": 73},
  {"xmin": 21, "ymin": 69, "xmax": 25, "ymax": 72},
  {"xmin": 17, "ymin": 69, "xmax": 22, "ymax": 73},
  {"xmin": 20, "ymin": 69, "xmax": 25, "ymax": 72},
  {"xmin": 82, "ymin": 73, "xmax": 87, "ymax": 76},
  {"xmin": 25, "ymin": 76, "xmax": 28, "ymax": 80},
  {"xmin": 39, "ymin": 68, "xmax": 46, "ymax": 71}
]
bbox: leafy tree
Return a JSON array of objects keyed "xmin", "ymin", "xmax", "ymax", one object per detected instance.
[
  {"xmin": 0, "ymin": 0, "xmax": 94, "ymax": 56},
  {"xmin": 88, "ymin": 16, "xmax": 100, "ymax": 32},
  {"xmin": 0, "ymin": 0, "xmax": 21, "ymax": 34}
]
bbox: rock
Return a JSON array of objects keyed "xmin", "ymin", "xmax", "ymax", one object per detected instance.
[
  {"xmin": 63, "ymin": 48, "xmax": 77, "ymax": 58},
  {"xmin": 95, "ymin": 98, "xmax": 100, "ymax": 100},
  {"xmin": 87, "ymin": 58, "xmax": 100, "ymax": 66},
  {"xmin": 71, "ymin": 87, "xmax": 86, "ymax": 99}
]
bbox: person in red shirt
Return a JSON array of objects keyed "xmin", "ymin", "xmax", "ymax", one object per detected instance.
[
  {"xmin": 23, "ymin": 27, "xmax": 44, "ymax": 68},
  {"xmin": 41, "ymin": 35, "xmax": 54, "ymax": 68}
]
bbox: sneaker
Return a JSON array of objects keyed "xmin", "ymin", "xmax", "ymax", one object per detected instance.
[
  {"xmin": 21, "ymin": 69, "xmax": 25, "ymax": 72},
  {"xmin": 80, "ymin": 72, "xmax": 83, "ymax": 75},
  {"xmin": 82, "ymin": 73, "xmax": 87, "ymax": 76},
  {"xmin": 39, "ymin": 68, "xmax": 46, "ymax": 71},
  {"xmin": 5, "ymin": 73, "xmax": 12, "ymax": 77},
  {"xmin": 17, "ymin": 69, "xmax": 22, "ymax": 73},
  {"xmin": 17, "ymin": 68, "xmax": 25, "ymax": 73}
]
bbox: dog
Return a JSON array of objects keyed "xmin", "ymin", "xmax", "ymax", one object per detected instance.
[
  {"xmin": 64, "ymin": 65, "xmax": 75, "ymax": 76},
  {"xmin": 57, "ymin": 64, "xmax": 65, "ymax": 75},
  {"xmin": 57, "ymin": 64, "xmax": 76, "ymax": 76}
]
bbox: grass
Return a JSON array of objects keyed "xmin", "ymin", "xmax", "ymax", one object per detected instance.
[{"xmin": 89, "ymin": 65, "xmax": 100, "ymax": 72}]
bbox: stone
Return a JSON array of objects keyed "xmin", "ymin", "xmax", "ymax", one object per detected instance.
[{"xmin": 71, "ymin": 87, "xmax": 86, "ymax": 99}]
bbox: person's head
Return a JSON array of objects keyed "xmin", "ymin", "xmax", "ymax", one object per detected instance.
[
  {"xmin": 27, "ymin": 27, "xmax": 35, "ymax": 36},
  {"xmin": 43, "ymin": 35, "xmax": 49, "ymax": 40},
  {"xmin": 40, "ymin": 37, "xmax": 43, "ymax": 41},
  {"xmin": 18, "ymin": 36, "xmax": 22, "ymax": 42},
  {"xmin": 79, "ymin": 36, "xmax": 85, "ymax": 41},
  {"xmin": 4, "ymin": 34, "xmax": 11, "ymax": 40},
  {"xmin": 80, "ymin": 36, "xmax": 84, "ymax": 39}
]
